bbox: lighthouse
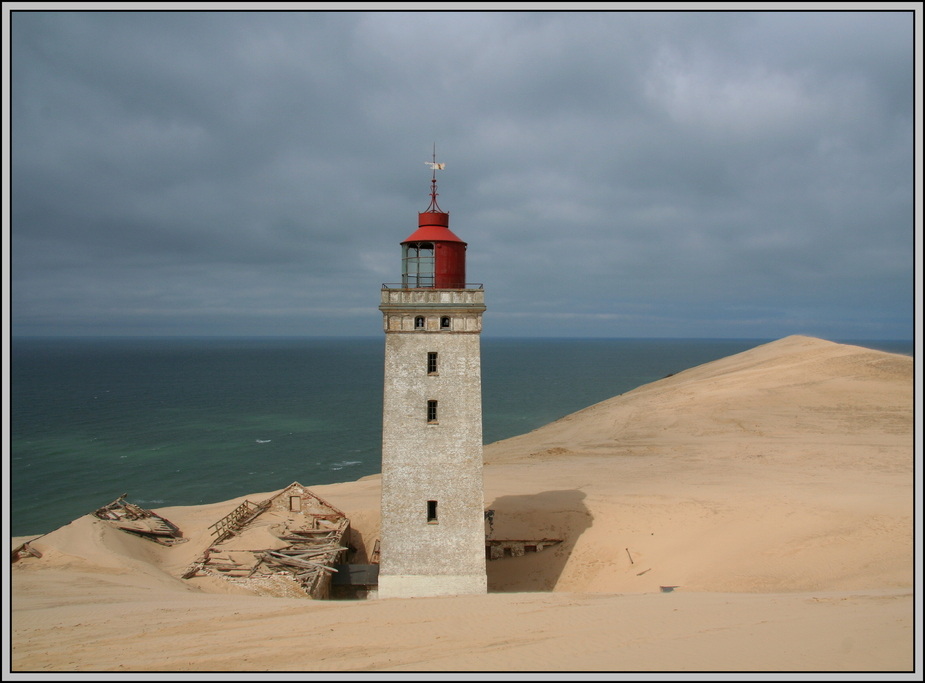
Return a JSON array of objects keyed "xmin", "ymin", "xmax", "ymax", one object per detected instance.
[{"xmin": 377, "ymin": 154, "xmax": 488, "ymax": 599}]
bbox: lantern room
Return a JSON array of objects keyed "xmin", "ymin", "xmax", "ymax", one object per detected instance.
[{"xmin": 400, "ymin": 157, "xmax": 467, "ymax": 289}]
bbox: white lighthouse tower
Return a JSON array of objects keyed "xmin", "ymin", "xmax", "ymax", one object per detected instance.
[{"xmin": 377, "ymin": 154, "xmax": 487, "ymax": 599}]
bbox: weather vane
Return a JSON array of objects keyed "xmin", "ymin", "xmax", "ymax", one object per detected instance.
[{"xmin": 423, "ymin": 143, "xmax": 445, "ymax": 212}]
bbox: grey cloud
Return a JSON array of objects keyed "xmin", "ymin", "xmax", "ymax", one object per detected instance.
[{"xmin": 10, "ymin": 10, "xmax": 915, "ymax": 339}]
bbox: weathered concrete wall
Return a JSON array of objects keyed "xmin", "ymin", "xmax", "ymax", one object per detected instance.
[
  {"xmin": 379, "ymin": 288, "xmax": 485, "ymax": 333},
  {"xmin": 378, "ymin": 289, "xmax": 487, "ymax": 599}
]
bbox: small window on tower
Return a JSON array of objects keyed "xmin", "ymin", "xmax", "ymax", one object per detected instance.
[
  {"xmin": 414, "ymin": 316, "xmax": 425, "ymax": 329},
  {"xmin": 427, "ymin": 352, "xmax": 438, "ymax": 375},
  {"xmin": 427, "ymin": 400, "xmax": 438, "ymax": 423},
  {"xmin": 427, "ymin": 500, "xmax": 438, "ymax": 524},
  {"xmin": 440, "ymin": 316, "xmax": 451, "ymax": 330}
]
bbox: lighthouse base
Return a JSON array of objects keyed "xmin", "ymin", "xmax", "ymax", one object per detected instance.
[{"xmin": 377, "ymin": 573, "xmax": 487, "ymax": 600}]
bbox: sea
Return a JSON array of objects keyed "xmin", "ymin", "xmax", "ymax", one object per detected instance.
[{"xmin": 9, "ymin": 336, "xmax": 913, "ymax": 537}]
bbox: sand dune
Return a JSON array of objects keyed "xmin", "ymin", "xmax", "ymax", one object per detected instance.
[{"xmin": 8, "ymin": 336, "xmax": 916, "ymax": 673}]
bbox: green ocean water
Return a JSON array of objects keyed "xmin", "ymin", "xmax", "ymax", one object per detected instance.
[{"xmin": 9, "ymin": 336, "xmax": 912, "ymax": 536}]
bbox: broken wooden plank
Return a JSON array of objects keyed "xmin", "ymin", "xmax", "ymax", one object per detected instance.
[
  {"xmin": 11, "ymin": 542, "xmax": 42, "ymax": 562},
  {"xmin": 289, "ymin": 549, "xmax": 347, "ymax": 558},
  {"xmin": 274, "ymin": 546, "xmax": 348, "ymax": 556},
  {"xmin": 247, "ymin": 558, "xmax": 265, "ymax": 578},
  {"xmin": 182, "ymin": 564, "xmax": 204, "ymax": 579},
  {"xmin": 261, "ymin": 553, "xmax": 339, "ymax": 572},
  {"xmin": 231, "ymin": 546, "xmax": 344, "ymax": 556},
  {"xmin": 305, "ymin": 563, "xmax": 338, "ymax": 574}
]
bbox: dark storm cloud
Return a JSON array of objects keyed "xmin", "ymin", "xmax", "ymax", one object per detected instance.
[{"xmin": 10, "ymin": 10, "xmax": 915, "ymax": 338}]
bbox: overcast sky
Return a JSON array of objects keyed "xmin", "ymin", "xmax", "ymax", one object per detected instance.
[{"xmin": 8, "ymin": 9, "xmax": 918, "ymax": 339}]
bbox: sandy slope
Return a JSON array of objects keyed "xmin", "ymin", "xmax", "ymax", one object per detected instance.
[{"xmin": 8, "ymin": 336, "xmax": 916, "ymax": 673}]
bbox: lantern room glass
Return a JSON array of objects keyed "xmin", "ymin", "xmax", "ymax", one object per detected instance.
[{"xmin": 402, "ymin": 242, "xmax": 435, "ymax": 288}]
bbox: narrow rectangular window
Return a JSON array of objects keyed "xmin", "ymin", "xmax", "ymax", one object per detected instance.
[
  {"xmin": 427, "ymin": 500, "xmax": 438, "ymax": 523},
  {"xmin": 427, "ymin": 351, "xmax": 438, "ymax": 375},
  {"xmin": 427, "ymin": 400, "xmax": 438, "ymax": 423}
]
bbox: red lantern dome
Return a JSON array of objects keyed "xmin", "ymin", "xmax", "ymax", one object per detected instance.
[{"xmin": 400, "ymin": 155, "xmax": 467, "ymax": 289}]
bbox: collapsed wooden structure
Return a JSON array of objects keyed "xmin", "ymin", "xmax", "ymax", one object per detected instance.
[
  {"xmin": 11, "ymin": 541, "xmax": 43, "ymax": 563},
  {"xmin": 182, "ymin": 482, "xmax": 352, "ymax": 599},
  {"xmin": 14, "ymin": 493, "xmax": 186, "ymax": 562},
  {"xmin": 482, "ymin": 508, "xmax": 563, "ymax": 560},
  {"xmin": 13, "ymin": 485, "xmax": 566, "ymax": 597},
  {"xmin": 93, "ymin": 494, "xmax": 186, "ymax": 546},
  {"xmin": 486, "ymin": 538, "xmax": 562, "ymax": 560}
]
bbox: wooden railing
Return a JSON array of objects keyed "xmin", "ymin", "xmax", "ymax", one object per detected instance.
[{"xmin": 208, "ymin": 500, "xmax": 268, "ymax": 543}]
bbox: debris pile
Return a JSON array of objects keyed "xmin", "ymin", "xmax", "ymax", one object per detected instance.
[
  {"xmin": 93, "ymin": 494, "xmax": 186, "ymax": 545},
  {"xmin": 486, "ymin": 538, "xmax": 562, "ymax": 560},
  {"xmin": 182, "ymin": 482, "xmax": 352, "ymax": 599},
  {"xmin": 11, "ymin": 542, "xmax": 42, "ymax": 563}
]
